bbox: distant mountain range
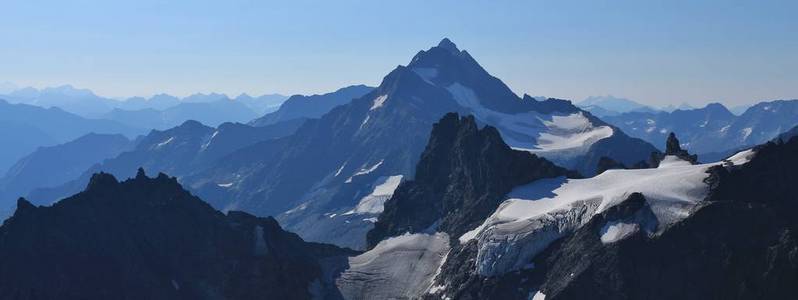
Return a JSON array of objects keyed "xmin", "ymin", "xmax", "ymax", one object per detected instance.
[
  {"xmin": 3, "ymin": 39, "xmax": 798, "ymax": 299},
  {"xmin": 0, "ymin": 133, "xmax": 133, "ymax": 216},
  {"xmin": 20, "ymin": 118, "xmax": 303, "ymax": 208},
  {"xmin": 602, "ymin": 100, "xmax": 798, "ymax": 157},
  {"xmin": 101, "ymin": 99, "xmax": 260, "ymax": 129},
  {"xmin": 576, "ymin": 95, "xmax": 659, "ymax": 117},
  {"xmin": 0, "ymin": 99, "xmax": 144, "ymax": 175},
  {"xmin": 0, "ymin": 84, "xmax": 367, "ymax": 209},
  {"xmin": 21, "ymin": 39, "xmax": 659, "ymax": 251},
  {"xmin": 250, "ymin": 85, "xmax": 374, "ymax": 127},
  {"xmin": 0, "ymin": 85, "xmax": 289, "ymax": 124}
]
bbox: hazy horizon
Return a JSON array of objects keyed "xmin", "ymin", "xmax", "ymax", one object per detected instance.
[{"xmin": 2, "ymin": 1, "xmax": 796, "ymax": 106}]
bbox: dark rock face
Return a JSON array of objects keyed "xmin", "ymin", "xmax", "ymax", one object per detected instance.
[
  {"xmin": 774, "ymin": 124, "xmax": 798, "ymax": 143},
  {"xmin": 663, "ymin": 132, "xmax": 698, "ymax": 164},
  {"xmin": 0, "ymin": 133, "xmax": 131, "ymax": 214},
  {"xmin": 0, "ymin": 169, "xmax": 355, "ymax": 300},
  {"xmin": 428, "ymin": 136, "xmax": 798, "ymax": 300},
  {"xmin": 665, "ymin": 132, "xmax": 681, "ymax": 154},
  {"xmin": 367, "ymin": 113, "xmax": 574, "ymax": 248},
  {"xmin": 595, "ymin": 156, "xmax": 627, "ymax": 174}
]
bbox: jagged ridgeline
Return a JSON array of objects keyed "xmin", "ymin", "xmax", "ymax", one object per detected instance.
[
  {"xmin": 20, "ymin": 39, "xmax": 658, "ymax": 251},
  {"xmin": 2, "ymin": 114, "xmax": 798, "ymax": 300},
  {"xmin": 0, "ymin": 169, "xmax": 355, "ymax": 299},
  {"xmin": 420, "ymin": 134, "xmax": 798, "ymax": 299},
  {"xmin": 368, "ymin": 113, "xmax": 577, "ymax": 248}
]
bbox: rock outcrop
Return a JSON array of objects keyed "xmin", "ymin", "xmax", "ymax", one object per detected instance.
[
  {"xmin": 0, "ymin": 168, "xmax": 355, "ymax": 299},
  {"xmin": 368, "ymin": 113, "xmax": 575, "ymax": 248}
]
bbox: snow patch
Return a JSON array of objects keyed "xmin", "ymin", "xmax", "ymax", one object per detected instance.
[
  {"xmin": 345, "ymin": 160, "xmax": 384, "ymax": 183},
  {"xmin": 346, "ymin": 175, "xmax": 404, "ymax": 215},
  {"xmin": 335, "ymin": 233, "xmax": 450, "ymax": 300},
  {"xmin": 725, "ymin": 149, "xmax": 756, "ymax": 165},
  {"xmin": 156, "ymin": 137, "xmax": 174, "ymax": 148},
  {"xmin": 444, "ymin": 83, "xmax": 613, "ymax": 166},
  {"xmin": 658, "ymin": 155, "xmax": 694, "ymax": 168},
  {"xmin": 359, "ymin": 115, "xmax": 370, "ymax": 129},
  {"xmin": 412, "ymin": 67, "xmax": 439, "ymax": 84},
  {"xmin": 531, "ymin": 290, "xmax": 546, "ymax": 300},
  {"xmin": 285, "ymin": 203, "xmax": 309, "ymax": 214},
  {"xmin": 599, "ymin": 221, "xmax": 639, "ymax": 244},
  {"xmin": 740, "ymin": 127, "xmax": 753, "ymax": 141},
  {"xmin": 334, "ymin": 162, "xmax": 347, "ymax": 177},
  {"xmin": 534, "ymin": 115, "xmax": 615, "ymax": 152},
  {"xmin": 719, "ymin": 125, "xmax": 731, "ymax": 135},
  {"xmin": 370, "ymin": 95, "xmax": 388, "ymax": 111},
  {"xmin": 429, "ymin": 285, "xmax": 446, "ymax": 294},
  {"xmin": 200, "ymin": 130, "xmax": 219, "ymax": 150}
]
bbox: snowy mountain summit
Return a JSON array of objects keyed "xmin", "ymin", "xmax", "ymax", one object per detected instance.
[
  {"xmin": 179, "ymin": 38, "xmax": 657, "ymax": 250},
  {"xmin": 403, "ymin": 38, "xmax": 656, "ymax": 172}
]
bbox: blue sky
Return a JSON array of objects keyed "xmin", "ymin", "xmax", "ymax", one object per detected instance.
[{"xmin": 1, "ymin": 0, "xmax": 796, "ymax": 106}]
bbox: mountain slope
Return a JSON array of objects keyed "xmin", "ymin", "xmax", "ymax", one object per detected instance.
[
  {"xmin": 0, "ymin": 99, "xmax": 144, "ymax": 174},
  {"xmin": 577, "ymin": 95, "xmax": 657, "ymax": 117},
  {"xmin": 0, "ymin": 133, "xmax": 132, "ymax": 214},
  {"xmin": 0, "ymin": 85, "xmax": 119, "ymax": 117},
  {"xmin": 183, "ymin": 38, "xmax": 656, "ymax": 250},
  {"xmin": 0, "ymin": 170, "xmax": 354, "ymax": 299},
  {"xmin": 349, "ymin": 114, "xmax": 798, "ymax": 299},
  {"xmin": 419, "ymin": 138, "xmax": 798, "ymax": 299},
  {"xmin": 233, "ymin": 93, "xmax": 288, "ymax": 115},
  {"xmin": 27, "ymin": 119, "xmax": 302, "ymax": 205},
  {"xmin": 103, "ymin": 99, "xmax": 261, "ymax": 129},
  {"xmin": 368, "ymin": 113, "xmax": 574, "ymax": 248},
  {"xmin": 249, "ymin": 85, "xmax": 373, "ymax": 127}
]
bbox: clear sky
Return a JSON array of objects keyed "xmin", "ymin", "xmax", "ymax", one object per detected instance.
[{"xmin": 1, "ymin": 0, "xmax": 796, "ymax": 106}]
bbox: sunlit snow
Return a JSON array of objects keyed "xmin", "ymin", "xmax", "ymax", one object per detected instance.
[
  {"xmin": 345, "ymin": 160, "xmax": 384, "ymax": 183},
  {"xmin": 155, "ymin": 137, "xmax": 174, "ymax": 148},
  {"xmin": 599, "ymin": 221, "xmax": 639, "ymax": 244},
  {"xmin": 345, "ymin": 175, "xmax": 404, "ymax": 215},
  {"xmin": 370, "ymin": 95, "xmax": 388, "ymax": 111},
  {"xmin": 335, "ymin": 233, "xmax": 450, "ymax": 299},
  {"xmin": 461, "ymin": 150, "xmax": 757, "ymax": 275},
  {"xmin": 445, "ymin": 83, "xmax": 613, "ymax": 165}
]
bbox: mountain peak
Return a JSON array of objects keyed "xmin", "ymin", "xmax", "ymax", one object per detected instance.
[{"xmin": 437, "ymin": 38, "xmax": 460, "ymax": 53}]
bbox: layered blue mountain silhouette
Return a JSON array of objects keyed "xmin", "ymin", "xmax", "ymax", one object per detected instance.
[
  {"xmin": 0, "ymin": 99, "xmax": 143, "ymax": 175},
  {"xmin": 603, "ymin": 100, "xmax": 798, "ymax": 157}
]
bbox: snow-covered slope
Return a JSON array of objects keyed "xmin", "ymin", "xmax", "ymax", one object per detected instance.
[
  {"xmin": 177, "ymin": 38, "xmax": 655, "ymax": 250},
  {"xmin": 335, "ymin": 233, "xmax": 450, "ymax": 299},
  {"xmin": 445, "ymin": 82, "xmax": 614, "ymax": 164},
  {"xmin": 461, "ymin": 151, "xmax": 755, "ymax": 276}
]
